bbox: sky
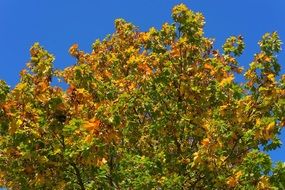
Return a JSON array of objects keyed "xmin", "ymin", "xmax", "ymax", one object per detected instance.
[{"xmin": 0, "ymin": 0, "xmax": 284, "ymax": 162}]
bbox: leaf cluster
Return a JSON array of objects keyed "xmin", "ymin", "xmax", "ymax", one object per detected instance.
[{"xmin": 0, "ymin": 4, "xmax": 285, "ymax": 190}]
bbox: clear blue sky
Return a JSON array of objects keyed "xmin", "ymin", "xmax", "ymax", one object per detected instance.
[{"xmin": 0, "ymin": 1, "xmax": 284, "ymax": 161}]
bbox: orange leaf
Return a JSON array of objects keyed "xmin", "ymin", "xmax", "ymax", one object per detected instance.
[
  {"xmin": 204, "ymin": 63, "xmax": 213, "ymax": 70},
  {"xmin": 69, "ymin": 44, "xmax": 79, "ymax": 57},
  {"xmin": 83, "ymin": 118, "xmax": 101, "ymax": 134},
  {"xmin": 201, "ymin": 138, "xmax": 210, "ymax": 146}
]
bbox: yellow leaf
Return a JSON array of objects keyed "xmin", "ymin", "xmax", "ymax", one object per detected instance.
[
  {"xmin": 266, "ymin": 122, "xmax": 275, "ymax": 131},
  {"xmin": 263, "ymin": 121, "xmax": 275, "ymax": 140},
  {"xmin": 267, "ymin": 73, "xmax": 275, "ymax": 82},
  {"xmin": 84, "ymin": 134, "xmax": 93, "ymax": 143},
  {"xmin": 15, "ymin": 83, "xmax": 27, "ymax": 91},
  {"xmin": 220, "ymin": 75, "xmax": 234, "ymax": 86},
  {"xmin": 77, "ymin": 88, "xmax": 85, "ymax": 94},
  {"xmin": 192, "ymin": 152, "xmax": 202, "ymax": 167},
  {"xmin": 35, "ymin": 173, "xmax": 45, "ymax": 185},
  {"xmin": 235, "ymin": 171, "xmax": 243, "ymax": 179},
  {"xmin": 257, "ymin": 176, "xmax": 270, "ymax": 190},
  {"xmin": 220, "ymin": 156, "xmax": 227, "ymax": 162},
  {"xmin": 226, "ymin": 171, "xmax": 242, "ymax": 187},
  {"xmin": 16, "ymin": 119, "xmax": 23, "ymax": 126},
  {"xmin": 37, "ymin": 94, "xmax": 49, "ymax": 103},
  {"xmin": 140, "ymin": 32, "xmax": 150, "ymax": 42},
  {"xmin": 54, "ymin": 148, "xmax": 61, "ymax": 155},
  {"xmin": 256, "ymin": 118, "xmax": 261, "ymax": 126},
  {"xmin": 0, "ymin": 171, "xmax": 5, "ymax": 180},
  {"xmin": 38, "ymin": 156, "xmax": 48, "ymax": 164}
]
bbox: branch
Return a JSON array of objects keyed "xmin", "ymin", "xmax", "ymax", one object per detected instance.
[{"xmin": 70, "ymin": 161, "xmax": 86, "ymax": 190}]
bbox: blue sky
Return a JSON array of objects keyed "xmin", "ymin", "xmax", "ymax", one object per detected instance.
[{"xmin": 0, "ymin": 1, "xmax": 284, "ymax": 161}]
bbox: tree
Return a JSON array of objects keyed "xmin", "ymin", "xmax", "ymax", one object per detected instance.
[{"xmin": 0, "ymin": 3, "xmax": 285, "ymax": 189}]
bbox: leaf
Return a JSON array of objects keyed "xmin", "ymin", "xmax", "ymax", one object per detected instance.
[
  {"xmin": 0, "ymin": 4, "xmax": 284, "ymax": 190},
  {"xmin": 263, "ymin": 121, "xmax": 275, "ymax": 140},
  {"xmin": 257, "ymin": 176, "xmax": 270, "ymax": 189},
  {"xmin": 69, "ymin": 44, "xmax": 79, "ymax": 57},
  {"xmin": 84, "ymin": 134, "xmax": 94, "ymax": 143},
  {"xmin": 15, "ymin": 83, "xmax": 27, "ymax": 91},
  {"xmin": 83, "ymin": 118, "xmax": 101, "ymax": 134},
  {"xmin": 204, "ymin": 63, "xmax": 214, "ymax": 70},
  {"xmin": 201, "ymin": 138, "xmax": 210, "ymax": 146},
  {"xmin": 267, "ymin": 73, "xmax": 275, "ymax": 82},
  {"xmin": 220, "ymin": 75, "xmax": 234, "ymax": 86},
  {"xmin": 192, "ymin": 152, "xmax": 202, "ymax": 167},
  {"xmin": 226, "ymin": 171, "xmax": 242, "ymax": 187}
]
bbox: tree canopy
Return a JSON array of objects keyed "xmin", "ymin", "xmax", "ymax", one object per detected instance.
[{"xmin": 0, "ymin": 4, "xmax": 285, "ymax": 189}]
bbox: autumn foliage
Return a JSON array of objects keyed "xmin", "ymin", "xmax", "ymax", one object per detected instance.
[{"xmin": 1, "ymin": 4, "xmax": 285, "ymax": 189}]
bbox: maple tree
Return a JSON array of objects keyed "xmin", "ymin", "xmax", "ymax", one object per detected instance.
[{"xmin": 0, "ymin": 3, "xmax": 285, "ymax": 189}]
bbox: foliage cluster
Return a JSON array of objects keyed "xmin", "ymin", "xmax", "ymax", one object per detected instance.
[{"xmin": 0, "ymin": 4, "xmax": 285, "ymax": 189}]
